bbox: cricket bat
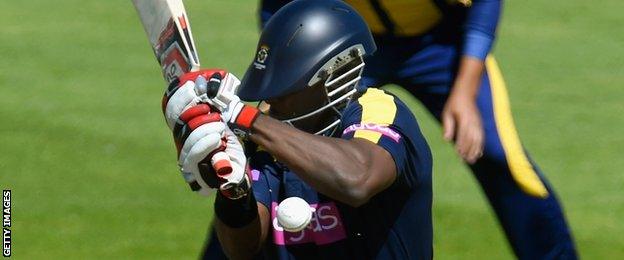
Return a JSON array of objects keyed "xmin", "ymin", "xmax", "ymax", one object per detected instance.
[{"xmin": 132, "ymin": 0, "xmax": 232, "ymax": 180}]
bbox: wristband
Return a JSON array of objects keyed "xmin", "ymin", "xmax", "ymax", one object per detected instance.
[
  {"xmin": 214, "ymin": 191, "xmax": 258, "ymax": 228},
  {"xmin": 231, "ymin": 103, "xmax": 260, "ymax": 129},
  {"xmin": 228, "ymin": 104, "xmax": 260, "ymax": 138}
]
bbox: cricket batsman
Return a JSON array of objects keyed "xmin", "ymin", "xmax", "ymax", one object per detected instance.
[
  {"xmin": 163, "ymin": 0, "xmax": 433, "ymax": 258},
  {"xmin": 251, "ymin": 0, "xmax": 579, "ymax": 259}
]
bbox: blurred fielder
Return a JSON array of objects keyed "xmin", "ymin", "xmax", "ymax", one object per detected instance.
[
  {"xmin": 164, "ymin": 0, "xmax": 434, "ymax": 258},
  {"xmin": 256, "ymin": 0, "xmax": 578, "ymax": 259}
]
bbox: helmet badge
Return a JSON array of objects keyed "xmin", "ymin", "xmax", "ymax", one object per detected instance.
[{"xmin": 253, "ymin": 45, "xmax": 269, "ymax": 70}]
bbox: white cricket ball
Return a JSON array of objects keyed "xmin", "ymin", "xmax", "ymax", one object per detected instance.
[{"xmin": 277, "ymin": 197, "xmax": 314, "ymax": 232}]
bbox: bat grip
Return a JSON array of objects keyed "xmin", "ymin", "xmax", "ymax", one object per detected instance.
[{"xmin": 206, "ymin": 72, "xmax": 221, "ymax": 99}]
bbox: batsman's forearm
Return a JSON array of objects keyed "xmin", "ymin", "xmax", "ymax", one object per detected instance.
[
  {"xmin": 214, "ymin": 201, "xmax": 269, "ymax": 260},
  {"xmin": 249, "ymin": 115, "xmax": 380, "ymax": 207}
]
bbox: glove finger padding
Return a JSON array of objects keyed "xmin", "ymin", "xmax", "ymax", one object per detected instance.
[
  {"xmin": 174, "ymin": 112, "xmax": 222, "ymax": 156},
  {"xmin": 164, "ymin": 80, "xmax": 204, "ymax": 130},
  {"xmin": 178, "ymin": 121, "xmax": 226, "ymax": 163}
]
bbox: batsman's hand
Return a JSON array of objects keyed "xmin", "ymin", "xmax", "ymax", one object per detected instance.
[
  {"xmin": 194, "ymin": 71, "xmax": 260, "ymax": 135},
  {"xmin": 162, "ymin": 69, "xmax": 250, "ymax": 198},
  {"xmin": 179, "ymin": 124, "xmax": 250, "ymax": 199}
]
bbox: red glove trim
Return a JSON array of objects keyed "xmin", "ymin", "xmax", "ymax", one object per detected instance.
[
  {"xmin": 179, "ymin": 104, "xmax": 212, "ymax": 122},
  {"xmin": 188, "ymin": 113, "xmax": 222, "ymax": 130},
  {"xmin": 235, "ymin": 105, "xmax": 260, "ymax": 129}
]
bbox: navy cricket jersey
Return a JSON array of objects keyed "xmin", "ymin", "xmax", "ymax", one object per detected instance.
[{"xmin": 249, "ymin": 88, "xmax": 433, "ymax": 259}]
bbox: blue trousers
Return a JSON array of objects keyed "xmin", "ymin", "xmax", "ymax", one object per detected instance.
[{"xmin": 359, "ymin": 36, "xmax": 577, "ymax": 259}]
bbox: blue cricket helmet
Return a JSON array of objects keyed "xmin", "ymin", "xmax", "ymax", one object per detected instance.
[{"xmin": 237, "ymin": 0, "xmax": 376, "ymax": 102}]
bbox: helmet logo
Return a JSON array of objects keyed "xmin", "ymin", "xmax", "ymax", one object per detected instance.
[
  {"xmin": 253, "ymin": 45, "xmax": 269, "ymax": 70},
  {"xmin": 257, "ymin": 45, "xmax": 269, "ymax": 63}
]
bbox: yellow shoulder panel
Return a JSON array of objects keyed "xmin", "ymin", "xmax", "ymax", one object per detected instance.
[{"xmin": 353, "ymin": 89, "xmax": 398, "ymax": 143}]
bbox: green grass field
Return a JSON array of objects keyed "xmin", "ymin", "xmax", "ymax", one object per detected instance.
[{"xmin": 1, "ymin": 0, "xmax": 623, "ymax": 258}]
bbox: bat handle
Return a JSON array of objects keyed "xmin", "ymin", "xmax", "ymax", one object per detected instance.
[
  {"xmin": 206, "ymin": 72, "xmax": 221, "ymax": 99},
  {"xmin": 211, "ymin": 151, "xmax": 233, "ymax": 177}
]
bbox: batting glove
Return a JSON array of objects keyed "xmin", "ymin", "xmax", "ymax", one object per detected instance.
[
  {"xmin": 194, "ymin": 71, "xmax": 260, "ymax": 137},
  {"xmin": 178, "ymin": 121, "xmax": 250, "ymax": 199},
  {"xmin": 161, "ymin": 69, "xmax": 250, "ymax": 198}
]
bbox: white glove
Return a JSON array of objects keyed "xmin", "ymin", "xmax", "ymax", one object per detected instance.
[
  {"xmin": 194, "ymin": 72, "xmax": 260, "ymax": 134},
  {"xmin": 162, "ymin": 69, "xmax": 250, "ymax": 198},
  {"xmin": 215, "ymin": 128, "xmax": 250, "ymax": 199},
  {"xmin": 179, "ymin": 124, "xmax": 250, "ymax": 198},
  {"xmin": 163, "ymin": 69, "xmax": 229, "ymax": 130}
]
